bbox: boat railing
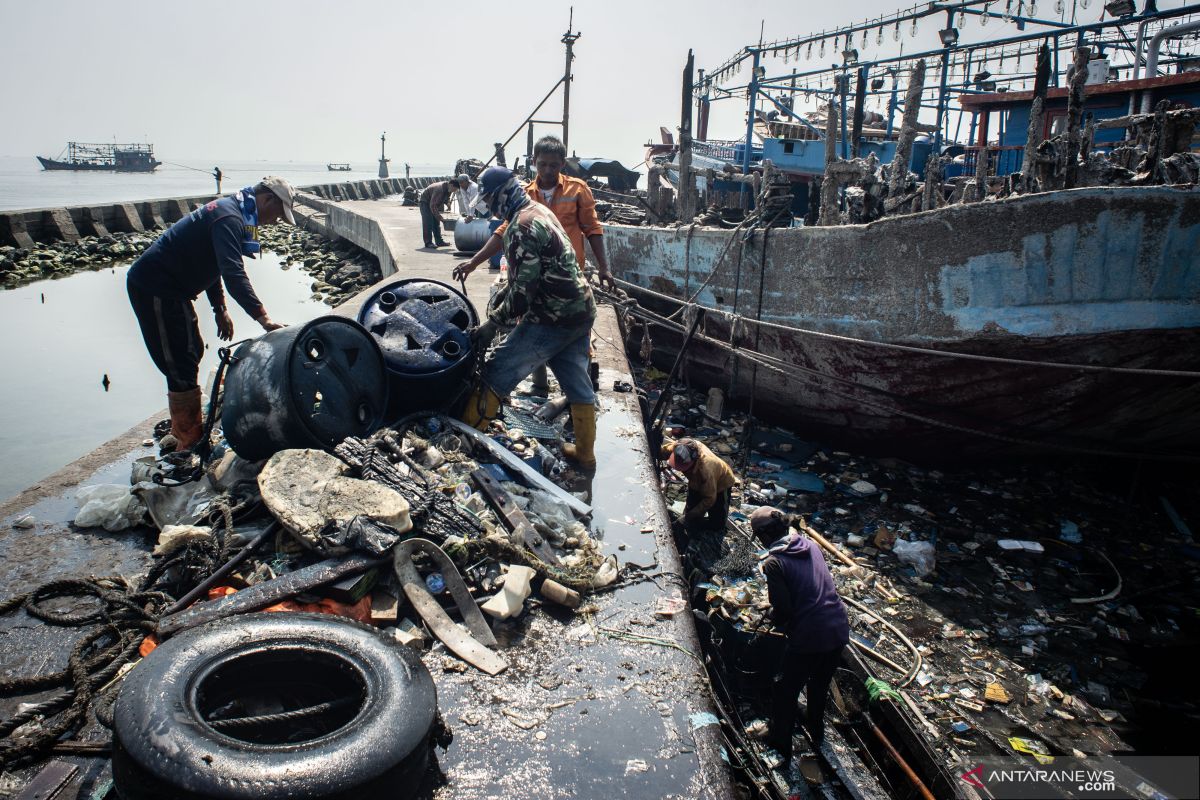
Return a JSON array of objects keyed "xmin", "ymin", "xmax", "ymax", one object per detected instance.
[
  {"xmin": 962, "ymin": 145, "xmax": 1025, "ymax": 177},
  {"xmin": 693, "ymin": 139, "xmax": 754, "ymax": 162}
]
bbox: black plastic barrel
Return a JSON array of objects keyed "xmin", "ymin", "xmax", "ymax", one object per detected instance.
[
  {"xmin": 222, "ymin": 316, "xmax": 389, "ymax": 461},
  {"xmin": 357, "ymin": 278, "xmax": 479, "ymax": 417}
]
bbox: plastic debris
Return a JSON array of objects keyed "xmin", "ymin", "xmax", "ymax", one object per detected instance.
[
  {"xmin": 74, "ymin": 484, "xmax": 146, "ymax": 532},
  {"xmin": 892, "ymin": 539, "xmax": 936, "ymax": 577},
  {"xmin": 481, "ymin": 565, "xmax": 536, "ymax": 620},
  {"xmin": 153, "ymin": 524, "xmax": 212, "ymax": 556}
]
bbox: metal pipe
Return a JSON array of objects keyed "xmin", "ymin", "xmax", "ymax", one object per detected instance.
[
  {"xmin": 868, "ymin": 720, "xmax": 937, "ymax": 800},
  {"xmin": 1141, "ymin": 18, "xmax": 1200, "ymax": 112},
  {"xmin": 742, "ymin": 50, "xmax": 761, "ymax": 176},
  {"xmin": 162, "ymin": 522, "xmax": 279, "ymax": 616}
]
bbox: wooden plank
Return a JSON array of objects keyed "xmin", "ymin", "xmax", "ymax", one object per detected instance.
[
  {"xmin": 471, "ymin": 468, "xmax": 561, "ymax": 565},
  {"xmin": 157, "ymin": 555, "xmax": 385, "ymax": 637}
]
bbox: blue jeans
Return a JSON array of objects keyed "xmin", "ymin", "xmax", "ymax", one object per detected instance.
[
  {"xmin": 482, "ymin": 320, "xmax": 594, "ymax": 404},
  {"xmin": 487, "ymin": 218, "xmax": 503, "ymax": 267}
]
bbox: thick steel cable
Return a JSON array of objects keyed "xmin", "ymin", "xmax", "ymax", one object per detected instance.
[{"xmin": 608, "ymin": 296, "xmax": 1200, "ymax": 461}]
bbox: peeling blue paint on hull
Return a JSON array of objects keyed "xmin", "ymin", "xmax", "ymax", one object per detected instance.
[{"xmin": 606, "ymin": 186, "xmax": 1200, "ymax": 458}]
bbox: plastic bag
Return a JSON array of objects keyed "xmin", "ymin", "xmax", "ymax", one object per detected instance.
[
  {"xmin": 74, "ymin": 484, "xmax": 146, "ymax": 532},
  {"xmin": 892, "ymin": 538, "xmax": 936, "ymax": 578}
]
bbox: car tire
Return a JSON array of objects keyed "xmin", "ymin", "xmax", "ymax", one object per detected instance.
[{"xmin": 112, "ymin": 612, "xmax": 436, "ymax": 799}]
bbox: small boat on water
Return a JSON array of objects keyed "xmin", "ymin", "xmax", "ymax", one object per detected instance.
[
  {"xmin": 327, "ymin": 162, "xmax": 352, "ymax": 171},
  {"xmin": 607, "ymin": 3, "xmax": 1200, "ymax": 460},
  {"xmin": 36, "ymin": 142, "xmax": 160, "ymax": 172}
]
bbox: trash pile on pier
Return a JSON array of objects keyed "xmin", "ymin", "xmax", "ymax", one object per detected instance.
[{"xmin": 644, "ymin": 367, "xmax": 1199, "ymax": 770}]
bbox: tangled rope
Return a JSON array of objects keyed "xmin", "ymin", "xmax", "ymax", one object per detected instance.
[{"xmin": 0, "ymin": 578, "xmax": 172, "ymax": 770}]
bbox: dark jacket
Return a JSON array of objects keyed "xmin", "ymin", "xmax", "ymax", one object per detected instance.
[
  {"xmin": 127, "ymin": 196, "xmax": 265, "ymax": 319},
  {"xmin": 762, "ymin": 533, "xmax": 850, "ymax": 653},
  {"xmin": 419, "ymin": 181, "xmax": 454, "ymax": 210}
]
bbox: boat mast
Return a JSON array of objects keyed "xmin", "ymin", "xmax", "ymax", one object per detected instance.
[{"xmin": 561, "ymin": 7, "xmax": 580, "ymax": 153}]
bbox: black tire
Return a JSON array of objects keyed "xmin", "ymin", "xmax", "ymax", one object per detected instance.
[{"xmin": 113, "ymin": 613, "xmax": 437, "ymax": 800}]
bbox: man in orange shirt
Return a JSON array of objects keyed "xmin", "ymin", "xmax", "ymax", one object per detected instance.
[{"xmin": 455, "ymin": 136, "xmax": 614, "ymax": 287}]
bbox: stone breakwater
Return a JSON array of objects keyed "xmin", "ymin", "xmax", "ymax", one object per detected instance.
[
  {"xmin": 257, "ymin": 225, "xmax": 381, "ymax": 307},
  {"xmin": 1, "ymin": 230, "xmax": 157, "ymax": 288},
  {"xmin": 0, "ymin": 224, "xmax": 380, "ymax": 307}
]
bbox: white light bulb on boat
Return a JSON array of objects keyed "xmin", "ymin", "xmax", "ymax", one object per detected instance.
[
  {"xmin": 877, "ymin": 26, "xmax": 884, "ymax": 45},
  {"xmin": 819, "ymin": 39, "xmax": 826, "ymax": 57},
  {"xmin": 894, "ymin": 20, "xmax": 901, "ymax": 40},
  {"xmin": 1080, "ymin": 0, "xmax": 1089, "ymax": 7},
  {"xmin": 1028, "ymin": 1, "xmax": 1037, "ymax": 14},
  {"xmin": 807, "ymin": 42, "xmax": 813, "ymax": 59},
  {"xmin": 1004, "ymin": 0, "xmax": 1014, "ymax": 22},
  {"xmin": 862, "ymin": 27, "xmax": 868, "ymax": 47},
  {"xmin": 911, "ymin": 17, "xmax": 919, "ymax": 36},
  {"xmin": 981, "ymin": 4, "xmax": 991, "ymax": 25}
]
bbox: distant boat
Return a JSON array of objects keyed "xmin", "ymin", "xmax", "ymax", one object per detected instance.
[
  {"xmin": 37, "ymin": 142, "xmax": 160, "ymax": 172},
  {"xmin": 327, "ymin": 163, "xmax": 352, "ymax": 171}
]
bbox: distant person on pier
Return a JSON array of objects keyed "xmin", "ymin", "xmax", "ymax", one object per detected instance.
[
  {"xmin": 126, "ymin": 177, "xmax": 295, "ymax": 452},
  {"xmin": 213, "ymin": 167, "xmax": 222, "ymax": 194},
  {"xmin": 658, "ymin": 438, "xmax": 737, "ymax": 534},
  {"xmin": 418, "ymin": 178, "xmax": 457, "ymax": 248},
  {"xmin": 457, "ymin": 136, "xmax": 614, "ymax": 288},
  {"xmin": 404, "ymin": 163, "xmax": 411, "ymax": 179},
  {"xmin": 452, "ymin": 166, "xmax": 598, "ymax": 469},
  {"xmin": 750, "ymin": 506, "xmax": 849, "ymax": 763},
  {"xmin": 454, "ymin": 173, "xmax": 488, "ymax": 220}
]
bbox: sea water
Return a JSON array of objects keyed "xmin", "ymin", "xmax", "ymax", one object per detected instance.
[
  {"xmin": 0, "ymin": 253, "xmax": 329, "ymax": 502},
  {"xmin": 0, "ymin": 156, "xmax": 451, "ymax": 211}
]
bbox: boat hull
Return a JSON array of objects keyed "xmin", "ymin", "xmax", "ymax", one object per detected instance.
[
  {"xmin": 36, "ymin": 156, "xmax": 160, "ymax": 172},
  {"xmin": 606, "ymin": 185, "xmax": 1200, "ymax": 459}
]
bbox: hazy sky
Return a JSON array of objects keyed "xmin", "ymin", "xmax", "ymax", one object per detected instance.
[{"xmin": 1, "ymin": 0, "xmax": 1187, "ymax": 167}]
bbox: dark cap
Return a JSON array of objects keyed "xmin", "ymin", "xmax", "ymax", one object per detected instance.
[{"xmin": 750, "ymin": 506, "xmax": 789, "ymax": 543}]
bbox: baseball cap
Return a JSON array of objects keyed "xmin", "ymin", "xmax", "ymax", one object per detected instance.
[
  {"xmin": 456, "ymin": 173, "xmax": 471, "ymax": 184},
  {"xmin": 260, "ymin": 176, "xmax": 296, "ymax": 224},
  {"xmin": 477, "ymin": 166, "xmax": 513, "ymax": 199},
  {"xmin": 750, "ymin": 506, "xmax": 789, "ymax": 542},
  {"xmin": 667, "ymin": 439, "xmax": 697, "ymax": 472}
]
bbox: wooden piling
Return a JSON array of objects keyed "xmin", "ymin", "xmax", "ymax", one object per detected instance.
[
  {"xmin": 888, "ymin": 60, "xmax": 926, "ymax": 199},
  {"xmin": 1065, "ymin": 47, "xmax": 1091, "ymax": 189},
  {"xmin": 818, "ymin": 103, "xmax": 842, "ymax": 226}
]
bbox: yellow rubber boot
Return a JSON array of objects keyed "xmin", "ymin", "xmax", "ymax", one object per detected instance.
[
  {"xmin": 168, "ymin": 388, "xmax": 204, "ymax": 452},
  {"xmin": 460, "ymin": 386, "xmax": 502, "ymax": 430},
  {"xmin": 562, "ymin": 403, "xmax": 597, "ymax": 470}
]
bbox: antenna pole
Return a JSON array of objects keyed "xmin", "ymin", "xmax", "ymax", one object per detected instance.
[{"xmin": 561, "ymin": 8, "xmax": 581, "ymax": 153}]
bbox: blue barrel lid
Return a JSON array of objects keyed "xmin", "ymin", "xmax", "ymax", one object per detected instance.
[{"xmin": 357, "ymin": 279, "xmax": 479, "ymax": 376}]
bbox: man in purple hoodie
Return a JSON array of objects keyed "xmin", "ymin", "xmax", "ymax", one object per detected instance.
[{"xmin": 751, "ymin": 506, "xmax": 850, "ymax": 761}]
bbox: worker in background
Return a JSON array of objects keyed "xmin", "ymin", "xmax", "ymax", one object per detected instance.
[
  {"xmin": 456, "ymin": 136, "xmax": 614, "ymax": 289},
  {"xmin": 455, "ymin": 173, "xmax": 489, "ymax": 220},
  {"xmin": 660, "ymin": 438, "xmax": 738, "ymax": 534},
  {"xmin": 452, "ymin": 166, "xmax": 598, "ymax": 469},
  {"xmin": 418, "ymin": 178, "xmax": 460, "ymax": 248},
  {"xmin": 212, "ymin": 167, "xmax": 223, "ymax": 194},
  {"xmin": 127, "ymin": 177, "xmax": 294, "ymax": 452},
  {"xmin": 750, "ymin": 506, "xmax": 849, "ymax": 763}
]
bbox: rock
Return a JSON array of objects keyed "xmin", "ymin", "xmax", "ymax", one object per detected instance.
[
  {"xmin": 11, "ymin": 514, "xmax": 35, "ymax": 529},
  {"xmin": 258, "ymin": 449, "xmax": 413, "ymax": 552}
]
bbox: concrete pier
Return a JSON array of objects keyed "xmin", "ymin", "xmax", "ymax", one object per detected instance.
[{"xmin": 0, "ymin": 195, "xmax": 734, "ymax": 797}]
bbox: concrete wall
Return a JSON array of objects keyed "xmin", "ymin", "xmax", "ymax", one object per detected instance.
[{"xmin": 0, "ymin": 176, "xmax": 447, "ymax": 248}]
